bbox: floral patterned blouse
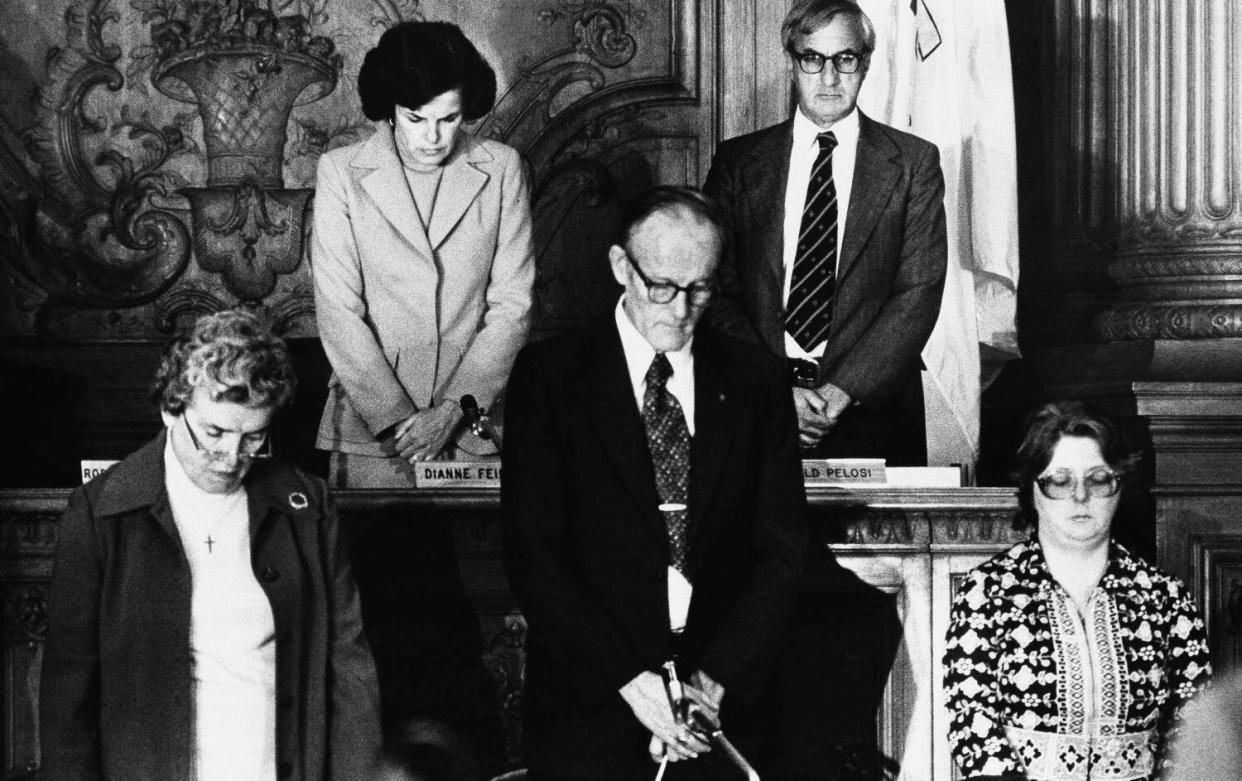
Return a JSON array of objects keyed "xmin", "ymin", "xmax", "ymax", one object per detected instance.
[{"xmin": 943, "ymin": 538, "xmax": 1211, "ymax": 780}]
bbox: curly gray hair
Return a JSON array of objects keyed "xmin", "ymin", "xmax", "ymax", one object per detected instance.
[{"xmin": 151, "ymin": 308, "xmax": 296, "ymax": 415}]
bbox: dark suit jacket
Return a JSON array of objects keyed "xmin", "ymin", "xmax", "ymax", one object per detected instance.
[
  {"xmin": 703, "ymin": 112, "xmax": 947, "ymax": 461},
  {"xmin": 40, "ymin": 432, "xmax": 382, "ymax": 781},
  {"xmin": 501, "ymin": 320, "xmax": 808, "ymax": 778}
]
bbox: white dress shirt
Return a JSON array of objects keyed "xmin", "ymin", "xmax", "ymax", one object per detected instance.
[
  {"xmin": 165, "ymin": 438, "xmax": 277, "ymax": 781},
  {"xmin": 782, "ymin": 106, "xmax": 860, "ymax": 360},
  {"xmin": 614, "ymin": 298, "xmax": 695, "ymax": 631}
]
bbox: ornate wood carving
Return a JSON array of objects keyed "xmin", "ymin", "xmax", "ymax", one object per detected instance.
[
  {"xmin": 845, "ymin": 511, "xmax": 915, "ymax": 545},
  {"xmin": 1188, "ymin": 532, "xmax": 1242, "ymax": 674},
  {"xmin": 929, "ymin": 510, "xmax": 1025, "ymax": 546},
  {"xmin": 0, "ymin": 485, "xmax": 1019, "ymax": 779},
  {"xmin": 181, "ymin": 185, "xmax": 313, "ymax": 301},
  {"xmin": 1, "ymin": 0, "xmax": 710, "ymax": 340},
  {"xmin": 1046, "ymin": 0, "xmax": 1242, "ymax": 342},
  {"xmin": 480, "ymin": 612, "xmax": 527, "ymax": 766}
]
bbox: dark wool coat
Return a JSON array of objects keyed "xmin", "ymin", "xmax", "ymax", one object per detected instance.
[{"xmin": 40, "ymin": 432, "xmax": 382, "ymax": 781}]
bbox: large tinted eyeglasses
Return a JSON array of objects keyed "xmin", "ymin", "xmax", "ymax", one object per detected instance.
[
  {"xmin": 787, "ymin": 45, "xmax": 867, "ymax": 75},
  {"xmin": 183, "ymin": 414, "xmax": 272, "ymax": 463},
  {"xmin": 623, "ymin": 250, "xmax": 717, "ymax": 307},
  {"xmin": 1035, "ymin": 468, "xmax": 1120, "ymax": 500}
]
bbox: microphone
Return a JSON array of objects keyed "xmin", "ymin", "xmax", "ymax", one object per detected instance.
[{"xmin": 460, "ymin": 395, "xmax": 503, "ymax": 451}]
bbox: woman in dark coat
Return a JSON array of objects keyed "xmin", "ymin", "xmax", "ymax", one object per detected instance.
[{"xmin": 40, "ymin": 309, "xmax": 381, "ymax": 780}]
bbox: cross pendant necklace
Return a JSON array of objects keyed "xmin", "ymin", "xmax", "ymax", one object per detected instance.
[{"xmin": 205, "ymin": 535, "xmax": 216, "ymax": 553}]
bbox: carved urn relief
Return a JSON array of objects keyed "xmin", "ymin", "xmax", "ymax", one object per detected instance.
[{"xmin": 147, "ymin": 3, "xmax": 340, "ymax": 303}]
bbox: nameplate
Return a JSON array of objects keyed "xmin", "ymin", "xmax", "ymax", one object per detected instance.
[
  {"xmin": 887, "ymin": 466, "xmax": 963, "ymax": 488},
  {"xmin": 81, "ymin": 460, "xmax": 120, "ymax": 484},
  {"xmin": 413, "ymin": 461, "xmax": 502, "ymax": 488},
  {"xmin": 803, "ymin": 459, "xmax": 886, "ymax": 486}
]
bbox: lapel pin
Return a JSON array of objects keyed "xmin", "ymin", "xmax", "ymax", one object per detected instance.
[{"xmin": 288, "ymin": 491, "xmax": 309, "ymax": 510}]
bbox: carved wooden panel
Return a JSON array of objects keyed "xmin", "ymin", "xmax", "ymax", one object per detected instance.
[
  {"xmin": 834, "ymin": 554, "xmax": 923, "ymax": 778},
  {"xmin": 3, "ymin": 486, "xmax": 1019, "ymax": 780},
  {"xmin": 0, "ymin": 500, "xmax": 57, "ymax": 779},
  {"xmin": 1188, "ymin": 533, "xmax": 1242, "ymax": 676},
  {"xmin": 2, "ymin": 584, "xmax": 45, "ymax": 779},
  {"xmin": 1156, "ymin": 491, "xmax": 1242, "ymax": 677},
  {"xmin": 0, "ymin": 0, "xmax": 714, "ymax": 341}
]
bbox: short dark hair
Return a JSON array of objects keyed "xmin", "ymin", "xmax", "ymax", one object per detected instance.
[
  {"xmin": 1012, "ymin": 401, "xmax": 1142, "ymax": 530},
  {"xmin": 358, "ymin": 21, "xmax": 497, "ymax": 122},
  {"xmin": 151, "ymin": 308, "xmax": 297, "ymax": 416},
  {"xmin": 615, "ymin": 186, "xmax": 730, "ymax": 251},
  {"xmin": 781, "ymin": 0, "xmax": 877, "ymax": 53}
]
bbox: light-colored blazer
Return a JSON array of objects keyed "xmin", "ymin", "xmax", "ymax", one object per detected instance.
[{"xmin": 310, "ymin": 123, "xmax": 534, "ymax": 457}]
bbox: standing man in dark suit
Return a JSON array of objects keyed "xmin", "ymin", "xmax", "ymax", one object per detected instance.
[
  {"xmin": 704, "ymin": 0, "xmax": 947, "ymax": 465},
  {"xmin": 502, "ymin": 187, "xmax": 808, "ymax": 780}
]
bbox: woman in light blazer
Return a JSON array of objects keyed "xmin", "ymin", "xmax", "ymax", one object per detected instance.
[{"xmin": 311, "ymin": 20, "xmax": 534, "ymax": 487}]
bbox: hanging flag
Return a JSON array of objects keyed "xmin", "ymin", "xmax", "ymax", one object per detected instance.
[{"xmin": 857, "ymin": 0, "xmax": 1021, "ymax": 476}]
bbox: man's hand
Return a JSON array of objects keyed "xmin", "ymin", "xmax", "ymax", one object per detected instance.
[
  {"xmin": 793, "ymin": 387, "xmax": 834, "ymax": 448},
  {"xmin": 394, "ymin": 403, "xmax": 463, "ymax": 462},
  {"xmin": 620, "ymin": 671, "xmax": 710, "ymax": 762},
  {"xmin": 688, "ymin": 670, "xmax": 725, "ymax": 718},
  {"xmin": 815, "ymin": 381, "xmax": 852, "ymax": 420}
]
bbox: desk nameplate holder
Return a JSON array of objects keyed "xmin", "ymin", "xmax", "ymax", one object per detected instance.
[{"xmin": 414, "ymin": 461, "xmax": 502, "ymax": 489}]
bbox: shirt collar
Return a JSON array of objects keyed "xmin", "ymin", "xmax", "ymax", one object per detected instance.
[
  {"xmin": 793, "ymin": 105, "xmax": 860, "ymax": 152},
  {"xmin": 1022, "ymin": 534, "xmax": 1135, "ymax": 595},
  {"xmin": 614, "ymin": 296, "xmax": 694, "ymax": 395}
]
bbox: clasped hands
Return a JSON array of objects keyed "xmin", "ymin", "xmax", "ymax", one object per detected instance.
[
  {"xmin": 620, "ymin": 669, "xmax": 725, "ymax": 764},
  {"xmin": 794, "ymin": 382, "xmax": 852, "ymax": 449},
  {"xmin": 392, "ymin": 402, "xmax": 464, "ymax": 463}
]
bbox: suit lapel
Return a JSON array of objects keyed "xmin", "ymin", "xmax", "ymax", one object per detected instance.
[
  {"xmin": 355, "ymin": 128, "xmax": 437, "ymax": 261},
  {"xmin": 840, "ymin": 113, "xmax": 901, "ymax": 280},
  {"xmin": 577, "ymin": 324, "xmax": 663, "ymax": 530},
  {"xmin": 735, "ymin": 123, "xmax": 795, "ymax": 353},
  {"xmin": 687, "ymin": 336, "xmax": 734, "ymax": 540},
  {"xmin": 740, "ymin": 122, "xmax": 793, "ymax": 288},
  {"xmin": 428, "ymin": 138, "xmax": 490, "ymax": 250}
]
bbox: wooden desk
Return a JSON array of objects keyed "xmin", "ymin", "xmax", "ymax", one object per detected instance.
[{"xmin": 0, "ymin": 486, "xmax": 1018, "ymax": 779}]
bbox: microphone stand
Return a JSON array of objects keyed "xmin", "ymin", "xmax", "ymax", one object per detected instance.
[
  {"xmin": 460, "ymin": 394, "xmax": 503, "ymax": 451},
  {"xmin": 679, "ymin": 700, "xmax": 761, "ymax": 781},
  {"xmin": 653, "ymin": 659, "xmax": 761, "ymax": 781}
]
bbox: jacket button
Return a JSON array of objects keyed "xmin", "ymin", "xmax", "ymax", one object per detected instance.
[
  {"xmin": 278, "ymin": 761, "xmax": 293, "ymax": 777},
  {"xmin": 261, "ymin": 566, "xmax": 279, "ymax": 582}
]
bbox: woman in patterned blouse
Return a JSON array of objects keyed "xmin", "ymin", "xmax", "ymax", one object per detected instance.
[{"xmin": 943, "ymin": 402, "xmax": 1211, "ymax": 781}]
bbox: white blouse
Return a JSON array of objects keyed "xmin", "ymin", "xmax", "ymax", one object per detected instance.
[{"xmin": 164, "ymin": 439, "xmax": 277, "ymax": 781}]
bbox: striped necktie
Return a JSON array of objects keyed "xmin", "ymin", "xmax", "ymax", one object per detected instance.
[{"xmin": 786, "ymin": 131, "xmax": 839, "ymax": 353}]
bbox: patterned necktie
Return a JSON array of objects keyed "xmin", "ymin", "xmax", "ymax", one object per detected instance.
[
  {"xmin": 786, "ymin": 131, "xmax": 839, "ymax": 352},
  {"xmin": 641, "ymin": 353, "xmax": 692, "ymax": 579}
]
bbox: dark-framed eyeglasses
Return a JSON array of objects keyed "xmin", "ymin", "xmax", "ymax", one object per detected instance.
[
  {"xmin": 623, "ymin": 250, "xmax": 717, "ymax": 307},
  {"xmin": 1035, "ymin": 467, "xmax": 1120, "ymax": 501},
  {"xmin": 787, "ymin": 45, "xmax": 867, "ymax": 75},
  {"xmin": 183, "ymin": 414, "xmax": 272, "ymax": 463}
]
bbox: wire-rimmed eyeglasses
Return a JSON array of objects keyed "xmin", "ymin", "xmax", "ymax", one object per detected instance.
[
  {"xmin": 787, "ymin": 45, "xmax": 867, "ymax": 75},
  {"xmin": 183, "ymin": 414, "xmax": 272, "ymax": 463},
  {"xmin": 1035, "ymin": 468, "xmax": 1120, "ymax": 501},
  {"xmin": 623, "ymin": 250, "xmax": 717, "ymax": 307}
]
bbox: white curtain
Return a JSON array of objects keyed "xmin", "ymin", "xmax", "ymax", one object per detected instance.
[{"xmin": 857, "ymin": 0, "xmax": 1021, "ymax": 477}]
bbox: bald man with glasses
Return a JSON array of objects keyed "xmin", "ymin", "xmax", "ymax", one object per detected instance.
[
  {"xmin": 704, "ymin": 0, "xmax": 947, "ymax": 465},
  {"xmin": 502, "ymin": 186, "xmax": 807, "ymax": 780}
]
